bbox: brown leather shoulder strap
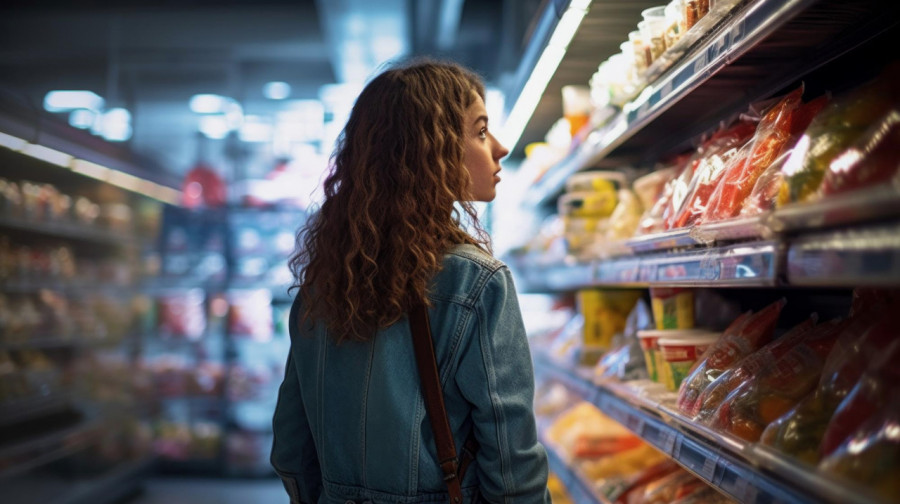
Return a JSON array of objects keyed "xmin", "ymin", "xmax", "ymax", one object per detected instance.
[{"xmin": 410, "ymin": 303, "xmax": 464, "ymax": 504}]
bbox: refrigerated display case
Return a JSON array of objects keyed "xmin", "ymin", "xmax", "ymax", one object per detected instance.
[
  {"xmin": 146, "ymin": 205, "xmax": 303, "ymax": 477},
  {"xmin": 508, "ymin": 0, "xmax": 900, "ymax": 502}
]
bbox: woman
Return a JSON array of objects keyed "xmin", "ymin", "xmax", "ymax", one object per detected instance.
[{"xmin": 271, "ymin": 59, "xmax": 550, "ymax": 504}]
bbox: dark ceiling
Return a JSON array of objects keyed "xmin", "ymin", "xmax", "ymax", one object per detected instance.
[{"xmin": 0, "ymin": 0, "xmax": 655, "ymax": 182}]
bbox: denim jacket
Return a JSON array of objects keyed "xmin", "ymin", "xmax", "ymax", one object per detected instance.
[{"xmin": 271, "ymin": 244, "xmax": 551, "ymax": 504}]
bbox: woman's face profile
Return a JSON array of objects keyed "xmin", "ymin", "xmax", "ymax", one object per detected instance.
[{"xmin": 462, "ymin": 93, "xmax": 509, "ymax": 202}]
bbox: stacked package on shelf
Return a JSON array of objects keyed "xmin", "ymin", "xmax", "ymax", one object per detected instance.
[
  {"xmin": 558, "ymin": 171, "xmax": 642, "ymax": 258},
  {"xmin": 538, "ymin": 399, "xmax": 735, "ymax": 503},
  {"xmin": 629, "ymin": 61, "xmax": 900, "ymax": 238}
]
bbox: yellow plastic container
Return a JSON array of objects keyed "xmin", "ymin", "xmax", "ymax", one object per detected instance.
[
  {"xmin": 650, "ymin": 287, "xmax": 695, "ymax": 330},
  {"xmin": 659, "ymin": 331, "xmax": 721, "ymax": 392},
  {"xmin": 577, "ymin": 289, "xmax": 642, "ymax": 351}
]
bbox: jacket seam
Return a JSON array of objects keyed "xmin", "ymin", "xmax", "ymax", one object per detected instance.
[{"xmin": 361, "ymin": 338, "xmax": 375, "ymax": 487}]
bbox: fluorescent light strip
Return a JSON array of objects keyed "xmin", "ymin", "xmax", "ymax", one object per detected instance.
[
  {"xmin": 499, "ymin": 2, "xmax": 590, "ymax": 153},
  {"xmin": 0, "ymin": 132, "xmax": 28, "ymax": 151},
  {"xmin": 21, "ymin": 143, "xmax": 74, "ymax": 167},
  {"xmin": 10, "ymin": 141, "xmax": 182, "ymax": 205}
]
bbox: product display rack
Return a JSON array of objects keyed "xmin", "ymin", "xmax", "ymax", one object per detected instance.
[
  {"xmin": 514, "ymin": 0, "xmax": 900, "ymax": 503},
  {"xmin": 533, "ymin": 354, "xmax": 886, "ymax": 504},
  {"xmin": 147, "ymin": 205, "xmax": 303, "ymax": 477},
  {"xmin": 0, "ymin": 117, "xmax": 168, "ymax": 503}
]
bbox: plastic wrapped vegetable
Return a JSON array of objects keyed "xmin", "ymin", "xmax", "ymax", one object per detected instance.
[
  {"xmin": 819, "ymin": 387, "xmax": 900, "ymax": 501},
  {"xmin": 694, "ymin": 316, "xmax": 817, "ymax": 425},
  {"xmin": 819, "ymin": 338, "xmax": 900, "ymax": 459},
  {"xmin": 777, "ymin": 67, "xmax": 900, "ymax": 206},
  {"xmin": 759, "ymin": 308, "xmax": 892, "ymax": 463},
  {"xmin": 820, "ymin": 108, "xmax": 900, "ymax": 196},
  {"xmin": 709, "ymin": 319, "xmax": 845, "ymax": 442},
  {"xmin": 676, "ymin": 299, "xmax": 785, "ymax": 418},
  {"xmin": 705, "ymin": 90, "xmax": 830, "ymax": 221},
  {"xmin": 667, "ymin": 120, "xmax": 757, "ymax": 229}
]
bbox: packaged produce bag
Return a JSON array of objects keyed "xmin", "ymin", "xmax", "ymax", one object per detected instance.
[
  {"xmin": 819, "ymin": 389, "xmax": 900, "ymax": 501},
  {"xmin": 666, "ymin": 120, "xmax": 757, "ymax": 229},
  {"xmin": 676, "ymin": 299, "xmax": 784, "ymax": 418},
  {"xmin": 595, "ymin": 299, "xmax": 653, "ymax": 382},
  {"xmin": 820, "ymin": 108, "xmax": 900, "ymax": 197},
  {"xmin": 708, "ymin": 318, "xmax": 846, "ymax": 442},
  {"xmin": 692, "ymin": 315, "xmax": 815, "ymax": 424},
  {"xmin": 705, "ymin": 88, "xmax": 830, "ymax": 221},
  {"xmin": 777, "ymin": 66, "xmax": 900, "ymax": 206},
  {"xmin": 760, "ymin": 307, "xmax": 893, "ymax": 463}
]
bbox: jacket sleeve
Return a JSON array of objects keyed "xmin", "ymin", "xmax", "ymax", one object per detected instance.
[
  {"xmin": 271, "ymin": 301, "xmax": 322, "ymax": 504},
  {"xmin": 454, "ymin": 266, "xmax": 551, "ymax": 504}
]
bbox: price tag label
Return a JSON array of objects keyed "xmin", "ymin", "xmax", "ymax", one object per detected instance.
[
  {"xmin": 661, "ymin": 430, "xmax": 677, "ymax": 454},
  {"xmin": 693, "ymin": 51, "xmax": 708, "ymax": 74},
  {"xmin": 701, "ymin": 455, "xmax": 717, "ymax": 480}
]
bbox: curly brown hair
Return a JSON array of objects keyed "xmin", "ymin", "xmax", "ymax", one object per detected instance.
[{"xmin": 289, "ymin": 59, "xmax": 492, "ymax": 343}]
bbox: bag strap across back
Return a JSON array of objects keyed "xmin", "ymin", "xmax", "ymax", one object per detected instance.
[{"xmin": 409, "ymin": 303, "xmax": 478, "ymax": 504}]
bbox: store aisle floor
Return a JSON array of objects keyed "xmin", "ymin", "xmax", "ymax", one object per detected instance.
[{"xmin": 127, "ymin": 477, "xmax": 286, "ymax": 504}]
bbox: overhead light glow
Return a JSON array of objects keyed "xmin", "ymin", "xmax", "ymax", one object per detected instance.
[
  {"xmin": 263, "ymin": 81, "xmax": 291, "ymax": 100},
  {"xmin": 0, "ymin": 132, "xmax": 28, "ymax": 151},
  {"xmin": 44, "ymin": 90, "xmax": 104, "ymax": 113},
  {"xmin": 190, "ymin": 94, "xmax": 228, "ymax": 114},
  {"xmin": 69, "ymin": 109, "xmax": 97, "ymax": 129},
  {"xmin": 21, "ymin": 143, "xmax": 73, "ymax": 167},
  {"xmin": 239, "ymin": 116, "xmax": 273, "ymax": 143},
  {"xmin": 224, "ymin": 100, "xmax": 243, "ymax": 129},
  {"xmin": 99, "ymin": 108, "xmax": 133, "ymax": 141},
  {"xmin": 199, "ymin": 115, "xmax": 230, "ymax": 139},
  {"xmin": 498, "ymin": 2, "xmax": 591, "ymax": 153}
]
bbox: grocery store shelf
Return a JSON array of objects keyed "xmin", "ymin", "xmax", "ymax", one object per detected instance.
[
  {"xmin": 542, "ymin": 437, "xmax": 608, "ymax": 504},
  {"xmin": 525, "ymin": 0, "xmax": 898, "ymax": 206},
  {"xmin": 0, "ymin": 392, "xmax": 72, "ymax": 428},
  {"xmin": 0, "ymin": 214, "xmax": 138, "ymax": 247},
  {"xmin": 1, "ymin": 280, "xmax": 135, "ymax": 297},
  {"xmin": 514, "ymin": 240, "xmax": 780, "ymax": 292},
  {"xmin": 533, "ymin": 353, "xmax": 890, "ymax": 504},
  {"xmin": 787, "ymin": 223, "xmax": 900, "ymax": 286},
  {"xmin": 0, "ymin": 414, "xmax": 103, "ymax": 480},
  {"xmin": 55, "ymin": 456, "xmax": 154, "ymax": 504},
  {"xmin": 0, "ymin": 336, "xmax": 124, "ymax": 351}
]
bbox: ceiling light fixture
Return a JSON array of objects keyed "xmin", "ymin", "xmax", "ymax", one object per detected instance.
[
  {"xmin": 43, "ymin": 90, "xmax": 105, "ymax": 113},
  {"xmin": 498, "ymin": 0, "xmax": 591, "ymax": 154},
  {"xmin": 189, "ymin": 94, "xmax": 228, "ymax": 114},
  {"xmin": 263, "ymin": 81, "xmax": 292, "ymax": 100}
]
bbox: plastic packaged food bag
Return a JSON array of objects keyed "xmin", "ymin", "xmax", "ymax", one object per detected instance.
[
  {"xmin": 666, "ymin": 121, "xmax": 757, "ymax": 229},
  {"xmin": 693, "ymin": 315, "xmax": 815, "ymax": 424},
  {"xmin": 705, "ymin": 89, "xmax": 831, "ymax": 221},
  {"xmin": 820, "ymin": 108, "xmax": 900, "ymax": 196},
  {"xmin": 709, "ymin": 319, "xmax": 845, "ymax": 442},
  {"xmin": 819, "ymin": 337, "xmax": 900, "ymax": 459},
  {"xmin": 778, "ymin": 67, "xmax": 900, "ymax": 206},
  {"xmin": 595, "ymin": 299, "xmax": 653, "ymax": 382},
  {"xmin": 676, "ymin": 299, "xmax": 784, "ymax": 418},
  {"xmin": 759, "ymin": 307, "xmax": 893, "ymax": 463},
  {"xmin": 819, "ymin": 387, "xmax": 900, "ymax": 501}
]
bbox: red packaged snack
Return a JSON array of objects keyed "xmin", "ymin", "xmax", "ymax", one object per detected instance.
[
  {"xmin": 710, "ymin": 319, "xmax": 846, "ymax": 442},
  {"xmin": 676, "ymin": 299, "xmax": 785, "ymax": 417},
  {"xmin": 694, "ymin": 316, "xmax": 816, "ymax": 424},
  {"xmin": 667, "ymin": 121, "xmax": 757, "ymax": 229},
  {"xmin": 613, "ymin": 459, "xmax": 681, "ymax": 504},
  {"xmin": 705, "ymin": 89, "xmax": 831, "ymax": 221},
  {"xmin": 820, "ymin": 108, "xmax": 900, "ymax": 196}
]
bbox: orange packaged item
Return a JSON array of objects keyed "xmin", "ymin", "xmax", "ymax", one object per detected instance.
[
  {"xmin": 709, "ymin": 319, "xmax": 846, "ymax": 442},
  {"xmin": 611, "ymin": 459, "xmax": 681, "ymax": 504},
  {"xmin": 676, "ymin": 299, "xmax": 784, "ymax": 418},
  {"xmin": 693, "ymin": 315, "xmax": 815, "ymax": 424}
]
